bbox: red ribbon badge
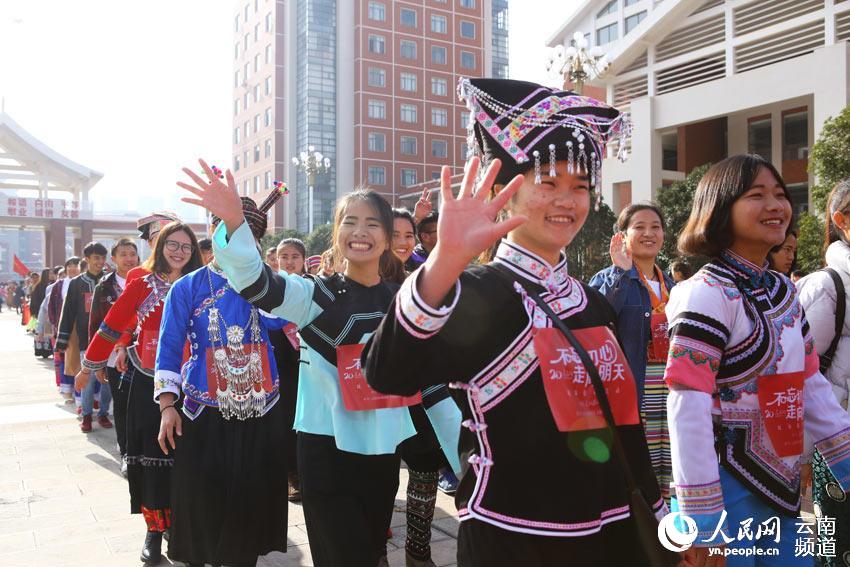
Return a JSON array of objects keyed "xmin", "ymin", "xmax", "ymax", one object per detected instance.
[
  {"xmin": 535, "ymin": 326, "xmax": 640, "ymax": 432},
  {"xmin": 337, "ymin": 343, "xmax": 421, "ymax": 411},
  {"xmin": 757, "ymin": 372, "xmax": 805, "ymax": 458}
]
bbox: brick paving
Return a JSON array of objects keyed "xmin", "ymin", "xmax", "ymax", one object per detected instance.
[{"xmin": 0, "ymin": 310, "xmax": 459, "ymax": 566}]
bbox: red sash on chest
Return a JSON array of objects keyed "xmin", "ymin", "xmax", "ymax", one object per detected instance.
[
  {"xmin": 337, "ymin": 343, "xmax": 421, "ymax": 411},
  {"xmin": 757, "ymin": 371, "xmax": 805, "ymax": 458}
]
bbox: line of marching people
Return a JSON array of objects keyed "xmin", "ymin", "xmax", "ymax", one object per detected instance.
[{"xmin": 24, "ymin": 76, "xmax": 850, "ymax": 567}]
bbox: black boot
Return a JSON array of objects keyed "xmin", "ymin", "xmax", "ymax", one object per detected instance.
[{"xmin": 140, "ymin": 531, "xmax": 163, "ymax": 564}]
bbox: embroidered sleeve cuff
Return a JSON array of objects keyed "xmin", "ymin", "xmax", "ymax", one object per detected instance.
[
  {"xmin": 153, "ymin": 370, "xmax": 182, "ymax": 401},
  {"xmin": 82, "ymin": 356, "xmax": 107, "ymax": 371},
  {"xmin": 672, "ymin": 480, "xmax": 727, "ymax": 545},
  {"xmin": 396, "ymin": 267, "xmax": 460, "ymax": 339}
]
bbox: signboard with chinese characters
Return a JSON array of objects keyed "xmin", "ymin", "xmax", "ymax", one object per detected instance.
[{"xmin": 0, "ymin": 196, "xmax": 83, "ymax": 219}]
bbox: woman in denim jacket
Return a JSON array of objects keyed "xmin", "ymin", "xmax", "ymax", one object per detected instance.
[{"xmin": 589, "ymin": 202, "xmax": 674, "ymax": 502}]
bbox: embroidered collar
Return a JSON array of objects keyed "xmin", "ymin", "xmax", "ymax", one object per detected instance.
[
  {"xmin": 718, "ymin": 249, "xmax": 770, "ymax": 290},
  {"xmin": 494, "ymin": 240, "xmax": 569, "ymax": 294}
]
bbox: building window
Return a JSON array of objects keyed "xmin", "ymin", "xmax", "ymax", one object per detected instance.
[
  {"xmin": 265, "ymin": 139, "xmax": 272, "ymax": 158},
  {"xmin": 368, "ymin": 166, "xmax": 386, "ymax": 185},
  {"xmin": 253, "ymin": 114, "xmax": 259, "ymax": 133},
  {"xmin": 253, "ymin": 175, "xmax": 260, "ymax": 193},
  {"xmin": 264, "ymin": 107, "xmax": 272, "ymax": 126},
  {"xmin": 624, "ymin": 0, "xmax": 640, "ymax": 6},
  {"xmin": 431, "ymin": 139, "xmax": 448, "ymax": 158},
  {"xmin": 264, "ymin": 171, "xmax": 272, "ymax": 190},
  {"xmin": 234, "ymin": 70, "xmax": 241, "ymax": 87},
  {"xmin": 234, "ymin": 14, "xmax": 240, "ymax": 31},
  {"xmin": 368, "ymin": 34, "xmax": 386, "ymax": 55},
  {"xmin": 234, "ymin": 43, "xmax": 240, "ymax": 60},
  {"xmin": 254, "ymin": 23, "xmax": 259, "ymax": 42},
  {"xmin": 265, "ymin": 44, "xmax": 272, "ymax": 64},
  {"xmin": 244, "ymin": 150, "xmax": 249, "ymax": 167},
  {"xmin": 400, "ymin": 104, "xmax": 418, "ymax": 123},
  {"xmin": 400, "ymin": 136, "xmax": 417, "ymax": 156},
  {"xmin": 265, "ymin": 76, "xmax": 272, "ymax": 95},
  {"xmin": 244, "ymin": 62, "xmax": 250, "ymax": 81},
  {"xmin": 431, "ymin": 107, "xmax": 448, "ymax": 127},
  {"xmin": 400, "ymin": 72, "xmax": 417, "ymax": 92},
  {"xmin": 367, "ymin": 67, "xmax": 386, "ymax": 87},
  {"xmin": 233, "ymin": 127, "xmax": 240, "ymax": 144},
  {"xmin": 431, "ymin": 77, "xmax": 447, "ymax": 96},
  {"xmin": 254, "ymin": 54, "xmax": 260, "ymax": 72},
  {"xmin": 234, "ymin": 99, "xmax": 240, "ymax": 116},
  {"xmin": 460, "ymin": 21, "xmax": 475, "ymax": 39},
  {"xmin": 783, "ymin": 111, "xmax": 808, "ymax": 161},
  {"xmin": 254, "ymin": 144, "xmax": 260, "ymax": 162},
  {"xmin": 253, "ymin": 84, "xmax": 260, "ymax": 103},
  {"xmin": 400, "ymin": 8, "xmax": 417, "ymax": 28},
  {"xmin": 596, "ymin": 22, "xmax": 618, "ymax": 45},
  {"xmin": 244, "ymin": 4, "xmax": 249, "ymax": 21},
  {"xmin": 243, "ymin": 122, "xmax": 249, "ymax": 139},
  {"xmin": 367, "ymin": 99, "xmax": 386, "ymax": 119},
  {"xmin": 597, "ymin": 0, "xmax": 617, "ymax": 17},
  {"xmin": 368, "ymin": 132, "xmax": 386, "ymax": 152},
  {"xmin": 243, "ymin": 92, "xmax": 249, "ymax": 109},
  {"xmin": 368, "ymin": 1, "xmax": 386, "ymax": 22},
  {"xmin": 460, "ymin": 110, "xmax": 470, "ymax": 128},
  {"xmin": 625, "ymin": 11, "xmax": 646, "ymax": 34},
  {"xmin": 460, "ymin": 0, "xmax": 475, "ymax": 7},
  {"xmin": 244, "ymin": 33, "xmax": 249, "ymax": 51},
  {"xmin": 431, "ymin": 45, "xmax": 447, "ymax": 65},
  {"xmin": 234, "ymin": 155, "xmax": 241, "ymax": 172},
  {"xmin": 400, "ymin": 40, "xmax": 417, "ymax": 60},
  {"xmin": 748, "ymin": 117, "xmax": 772, "ymax": 162},
  {"xmin": 401, "ymin": 168, "xmax": 417, "ymax": 187},
  {"xmin": 460, "ymin": 51, "xmax": 476, "ymax": 70},
  {"xmin": 243, "ymin": 180, "xmax": 249, "ymax": 195},
  {"xmin": 431, "ymin": 15, "xmax": 447, "ymax": 34},
  {"xmin": 265, "ymin": 12, "xmax": 272, "ymax": 32}
]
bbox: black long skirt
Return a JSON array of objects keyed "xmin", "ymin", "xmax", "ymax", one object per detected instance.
[
  {"xmin": 125, "ymin": 362, "xmax": 172, "ymax": 513},
  {"xmin": 107, "ymin": 366, "xmax": 130, "ymax": 457},
  {"xmin": 167, "ymin": 398, "xmax": 289, "ymax": 565}
]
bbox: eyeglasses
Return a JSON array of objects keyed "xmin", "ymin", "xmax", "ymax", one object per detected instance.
[{"xmin": 164, "ymin": 240, "xmax": 194, "ymax": 254}]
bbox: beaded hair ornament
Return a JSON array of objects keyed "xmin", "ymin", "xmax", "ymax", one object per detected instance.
[
  {"xmin": 457, "ymin": 77, "xmax": 631, "ymax": 209},
  {"xmin": 207, "ymin": 165, "xmax": 289, "ymax": 240}
]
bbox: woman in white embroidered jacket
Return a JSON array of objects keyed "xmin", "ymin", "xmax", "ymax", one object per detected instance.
[
  {"xmin": 796, "ymin": 178, "xmax": 850, "ymax": 566},
  {"xmin": 665, "ymin": 156, "xmax": 850, "ymax": 566}
]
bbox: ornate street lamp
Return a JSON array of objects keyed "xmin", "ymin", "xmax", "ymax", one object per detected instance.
[
  {"xmin": 291, "ymin": 145, "xmax": 331, "ymax": 234},
  {"xmin": 546, "ymin": 32, "xmax": 610, "ymax": 94}
]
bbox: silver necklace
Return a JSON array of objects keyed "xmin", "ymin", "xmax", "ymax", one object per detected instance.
[{"xmin": 206, "ymin": 265, "xmax": 266, "ymax": 420}]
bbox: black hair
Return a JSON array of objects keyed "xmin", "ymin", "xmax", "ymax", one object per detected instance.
[
  {"xmin": 392, "ymin": 208, "xmax": 416, "ymax": 234},
  {"xmin": 197, "ymin": 238, "xmax": 213, "ymax": 252},
  {"xmin": 767, "ymin": 228, "xmax": 798, "ymax": 276},
  {"xmin": 614, "ymin": 202, "xmax": 666, "ymax": 233},
  {"xmin": 83, "ymin": 241, "xmax": 108, "ymax": 258},
  {"xmin": 417, "ymin": 211, "xmax": 439, "ymax": 237},
  {"xmin": 64, "ymin": 256, "xmax": 81, "ymax": 269},
  {"xmin": 669, "ymin": 260, "xmax": 693, "ymax": 279},
  {"xmin": 111, "ymin": 237, "xmax": 138, "ymax": 256},
  {"xmin": 678, "ymin": 154, "xmax": 792, "ymax": 258}
]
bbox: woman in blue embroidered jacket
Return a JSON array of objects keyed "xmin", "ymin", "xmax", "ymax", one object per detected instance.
[
  {"xmin": 155, "ymin": 193, "xmax": 289, "ymax": 567},
  {"xmin": 665, "ymin": 155, "xmax": 850, "ymax": 565},
  {"xmin": 363, "ymin": 78, "xmax": 665, "ymax": 567},
  {"xmin": 178, "ymin": 160, "xmax": 415, "ymax": 567},
  {"xmin": 589, "ymin": 203, "xmax": 675, "ymax": 503}
]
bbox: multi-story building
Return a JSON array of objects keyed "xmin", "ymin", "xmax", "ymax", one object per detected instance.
[
  {"xmin": 232, "ymin": 0, "xmax": 509, "ymax": 234},
  {"xmin": 546, "ymin": 0, "xmax": 850, "ymax": 213}
]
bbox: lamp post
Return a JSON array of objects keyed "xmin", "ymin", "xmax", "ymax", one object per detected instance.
[
  {"xmin": 291, "ymin": 146, "xmax": 331, "ymax": 234},
  {"xmin": 546, "ymin": 32, "xmax": 610, "ymax": 94}
]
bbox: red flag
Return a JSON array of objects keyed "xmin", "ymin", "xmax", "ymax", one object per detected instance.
[{"xmin": 12, "ymin": 254, "xmax": 31, "ymax": 277}]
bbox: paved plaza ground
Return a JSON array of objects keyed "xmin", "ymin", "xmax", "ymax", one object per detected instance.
[{"xmin": 0, "ymin": 309, "xmax": 460, "ymax": 566}]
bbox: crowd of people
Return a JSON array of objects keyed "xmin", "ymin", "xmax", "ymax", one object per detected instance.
[{"xmin": 11, "ymin": 77, "xmax": 850, "ymax": 567}]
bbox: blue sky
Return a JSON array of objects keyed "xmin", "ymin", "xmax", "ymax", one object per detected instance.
[{"xmin": 0, "ymin": 0, "xmax": 578, "ymax": 220}]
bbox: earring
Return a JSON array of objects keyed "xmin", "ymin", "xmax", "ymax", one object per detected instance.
[{"xmin": 533, "ymin": 150, "xmax": 541, "ymax": 185}]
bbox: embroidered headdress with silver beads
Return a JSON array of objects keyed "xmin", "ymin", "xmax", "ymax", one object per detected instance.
[{"xmin": 457, "ymin": 77, "xmax": 631, "ymax": 208}]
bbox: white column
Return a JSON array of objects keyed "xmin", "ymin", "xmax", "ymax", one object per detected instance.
[
  {"xmin": 726, "ymin": 112, "xmax": 748, "ymax": 156},
  {"xmin": 812, "ymin": 42, "xmax": 850, "ymax": 143},
  {"xmin": 629, "ymin": 96, "xmax": 661, "ymax": 203}
]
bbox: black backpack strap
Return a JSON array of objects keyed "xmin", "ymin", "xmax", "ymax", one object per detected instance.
[{"xmin": 819, "ymin": 268, "xmax": 846, "ymax": 374}]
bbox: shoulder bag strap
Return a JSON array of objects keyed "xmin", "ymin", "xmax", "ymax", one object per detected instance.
[{"xmin": 820, "ymin": 268, "xmax": 846, "ymax": 374}]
